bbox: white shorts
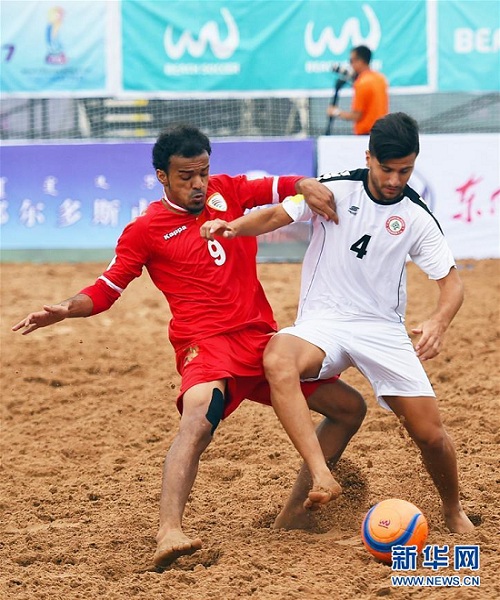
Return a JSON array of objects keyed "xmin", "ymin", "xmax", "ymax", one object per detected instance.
[{"xmin": 277, "ymin": 318, "xmax": 435, "ymax": 410}]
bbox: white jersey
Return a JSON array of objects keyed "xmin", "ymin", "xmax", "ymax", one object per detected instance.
[{"xmin": 282, "ymin": 169, "xmax": 456, "ymax": 324}]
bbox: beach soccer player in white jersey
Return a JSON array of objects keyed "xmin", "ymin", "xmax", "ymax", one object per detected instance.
[{"xmin": 200, "ymin": 112, "xmax": 475, "ymax": 534}]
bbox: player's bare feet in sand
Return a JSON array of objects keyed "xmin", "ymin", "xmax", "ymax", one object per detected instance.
[
  {"xmin": 443, "ymin": 506, "xmax": 475, "ymax": 533},
  {"xmin": 153, "ymin": 529, "xmax": 202, "ymax": 568},
  {"xmin": 273, "ymin": 479, "xmax": 342, "ymax": 529},
  {"xmin": 304, "ymin": 477, "xmax": 342, "ymax": 511},
  {"xmin": 273, "ymin": 506, "xmax": 316, "ymax": 530}
]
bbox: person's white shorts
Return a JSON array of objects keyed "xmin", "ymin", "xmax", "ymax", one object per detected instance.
[{"xmin": 277, "ymin": 318, "xmax": 435, "ymax": 410}]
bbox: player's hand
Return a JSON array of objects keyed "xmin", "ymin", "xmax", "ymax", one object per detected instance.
[
  {"xmin": 411, "ymin": 319, "xmax": 446, "ymax": 361},
  {"xmin": 327, "ymin": 106, "xmax": 341, "ymax": 118},
  {"xmin": 297, "ymin": 177, "xmax": 338, "ymax": 223},
  {"xmin": 12, "ymin": 305, "xmax": 69, "ymax": 335},
  {"xmin": 200, "ymin": 219, "xmax": 236, "ymax": 240}
]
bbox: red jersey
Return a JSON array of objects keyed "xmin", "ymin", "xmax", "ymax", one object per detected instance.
[{"xmin": 80, "ymin": 174, "xmax": 301, "ymax": 353}]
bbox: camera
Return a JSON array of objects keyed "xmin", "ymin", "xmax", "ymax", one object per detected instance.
[{"xmin": 331, "ymin": 62, "xmax": 355, "ymax": 82}]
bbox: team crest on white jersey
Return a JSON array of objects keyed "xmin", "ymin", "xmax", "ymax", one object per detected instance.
[
  {"xmin": 386, "ymin": 216, "xmax": 406, "ymax": 235},
  {"xmin": 207, "ymin": 193, "xmax": 227, "ymax": 212}
]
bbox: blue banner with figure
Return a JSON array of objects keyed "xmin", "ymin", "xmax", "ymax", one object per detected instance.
[
  {"xmin": 437, "ymin": 0, "xmax": 500, "ymax": 92},
  {"xmin": 0, "ymin": 1, "xmax": 107, "ymax": 94},
  {"xmin": 121, "ymin": 0, "xmax": 428, "ymax": 93}
]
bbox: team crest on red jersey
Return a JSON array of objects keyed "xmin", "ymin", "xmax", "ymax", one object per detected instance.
[
  {"xmin": 207, "ymin": 193, "xmax": 227, "ymax": 212},
  {"xmin": 386, "ymin": 216, "xmax": 406, "ymax": 235}
]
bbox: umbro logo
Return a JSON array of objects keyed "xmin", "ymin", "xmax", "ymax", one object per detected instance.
[
  {"xmin": 348, "ymin": 205, "xmax": 360, "ymax": 215},
  {"xmin": 164, "ymin": 225, "xmax": 187, "ymax": 240}
]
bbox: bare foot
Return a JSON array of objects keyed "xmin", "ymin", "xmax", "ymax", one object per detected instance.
[
  {"xmin": 272, "ymin": 506, "xmax": 315, "ymax": 531},
  {"xmin": 304, "ymin": 478, "xmax": 342, "ymax": 511},
  {"xmin": 153, "ymin": 529, "xmax": 202, "ymax": 568},
  {"xmin": 443, "ymin": 506, "xmax": 475, "ymax": 533}
]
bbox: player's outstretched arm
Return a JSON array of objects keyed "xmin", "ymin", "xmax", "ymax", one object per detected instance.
[
  {"xmin": 412, "ymin": 267, "xmax": 464, "ymax": 361},
  {"xmin": 200, "ymin": 205, "xmax": 293, "ymax": 241},
  {"xmin": 296, "ymin": 177, "xmax": 338, "ymax": 223},
  {"xmin": 12, "ymin": 293, "xmax": 94, "ymax": 335}
]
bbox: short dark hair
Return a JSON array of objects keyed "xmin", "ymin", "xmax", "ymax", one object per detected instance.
[
  {"xmin": 152, "ymin": 124, "xmax": 211, "ymax": 172},
  {"xmin": 369, "ymin": 112, "xmax": 420, "ymax": 162},
  {"xmin": 352, "ymin": 45, "xmax": 372, "ymax": 64}
]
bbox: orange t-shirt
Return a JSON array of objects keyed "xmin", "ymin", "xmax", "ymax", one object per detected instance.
[{"xmin": 352, "ymin": 70, "xmax": 389, "ymax": 135}]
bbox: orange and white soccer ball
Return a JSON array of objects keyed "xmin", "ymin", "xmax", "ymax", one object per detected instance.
[{"xmin": 361, "ymin": 498, "xmax": 429, "ymax": 563}]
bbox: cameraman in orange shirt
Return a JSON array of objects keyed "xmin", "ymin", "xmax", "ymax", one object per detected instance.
[{"xmin": 327, "ymin": 45, "xmax": 389, "ymax": 135}]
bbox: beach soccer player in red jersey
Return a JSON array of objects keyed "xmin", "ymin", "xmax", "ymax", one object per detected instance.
[{"xmin": 12, "ymin": 125, "xmax": 367, "ymax": 568}]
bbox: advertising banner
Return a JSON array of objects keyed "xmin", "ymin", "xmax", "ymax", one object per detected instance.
[
  {"xmin": 1, "ymin": 1, "xmax": 497, "ymax": 97},
  {"xmin": 317, "ymin": 134, "xmax": 500, "ymax": 259},
  {"xmin": 0, "ymin": 139, "xmax": 314, "ymax": 251},
  {"xmin": 121, "ymin": 0, "xmax": 427, "ymax": 93},
  {"xmin": 437, "ymin": 0, "xmax": 500, "ymax": 92},
  {"xmin": 0, "ymin": 1, "xmax": 107, "ymax": 94}
]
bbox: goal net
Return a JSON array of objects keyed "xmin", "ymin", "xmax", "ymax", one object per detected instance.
[{"xmin": 1, "ymin": 91, "xmax": 499, "ymax": 141}]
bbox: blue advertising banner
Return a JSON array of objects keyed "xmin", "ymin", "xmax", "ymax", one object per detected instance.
[
  {"xmin": 438, "ymin": 0, "xmax": 500, "ymax": 92},
  {"xmin": 0, "ymin": 139, "xmax": 314, "ymax": 250},
  {"xmin": 121, "ymin": 0, "xmax": 427, "ymax": 93},
  {"xmin": 0, "ymin": 1, "xmax": 107, "ymax": 94}
]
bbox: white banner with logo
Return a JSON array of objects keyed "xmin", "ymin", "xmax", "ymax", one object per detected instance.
[{"xmin": 317, "ymin": 134, "xmax": 500, "ymax": 259}]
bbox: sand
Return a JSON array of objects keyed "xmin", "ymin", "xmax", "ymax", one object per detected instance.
[{"xmin": 1, "ymin": 259, "xmax": 499, "ymax": 600}]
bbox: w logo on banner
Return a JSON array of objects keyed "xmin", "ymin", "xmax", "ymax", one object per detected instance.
[
  {"xmin": 305, "ymin": 4, "xmax": 381, "ymax": 57},
  {"xmin": 164, "ymin": 8, "xmax": 239, "ymax": 60}
]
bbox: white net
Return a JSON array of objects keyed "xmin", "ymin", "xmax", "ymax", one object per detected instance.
[{"xmin": 1, "ymin": 92, "xmax": 499, "ymax": 141}]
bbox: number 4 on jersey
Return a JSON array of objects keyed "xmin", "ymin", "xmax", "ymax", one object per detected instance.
[{"xmin": 350, "ymin": 234, "xmax": 371, "ymax": 259}]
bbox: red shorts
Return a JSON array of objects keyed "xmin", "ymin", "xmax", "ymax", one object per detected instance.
[{"xmin": 175, "ymin": 324, "xmax": 339, "ymax": 418}]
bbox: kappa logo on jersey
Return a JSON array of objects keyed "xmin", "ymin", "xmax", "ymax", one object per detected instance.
[
  {"xmin": 348, "ymin": 205, "xmax": 360, "ymax": 215},
  {"xmin": 386, "ymin": 216, "xmax": 406, "ymax": 235},
  {"xmin": 207, "ymin": 193, "xmax": 228, "ymax": 212},
  {"xmin": 164, "ymin": 225, "xmax": 187, "ymax": 240}
]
